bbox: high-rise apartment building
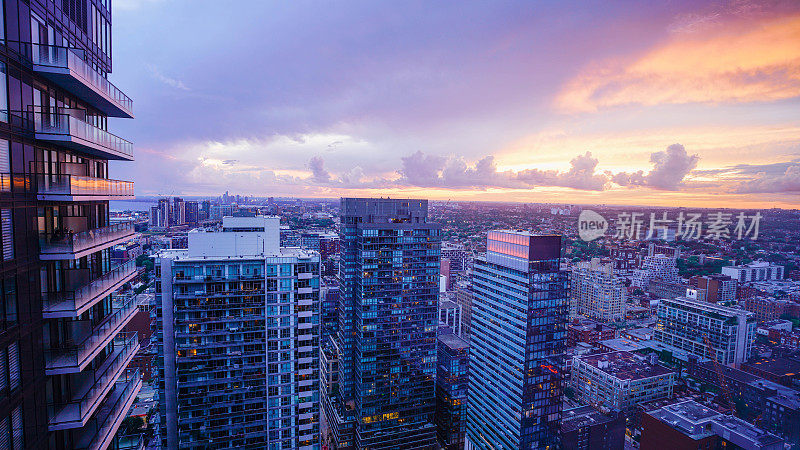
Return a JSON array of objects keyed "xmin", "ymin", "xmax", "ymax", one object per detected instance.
[
  {"xmin": 156, "ymin": 216, "xmax": 320, "ymax": 449},
  {"xmin": 653, "ymin": 296, "xmax": 756, "ymax": 365},
  {"xmin": 570, "ymin": 258, "xmax": 626, "ymax": 321},
  {"xmin": 435, "ymin": 331, "xmax": 469, "ymax": 450},
  {"xmin": 0, "ymin": 2, "xmax": 139, "ymax": 448},
  {"xmin": 171, "ymin": 197, "xmax": 185, "ymax": 226},
  {"xmin": 183, "ymin": 201, "xmax": 198, "ymax": 225},
  {"xmin": 323, "ymin": 198, "xmax": 441, "ymax": 449},
  {"xmin": 157, "ymin": 198, "xmax": 171, "ymax": 228},
  {"xmin": 466, "ymin": 231, "xmax": 568, "ymax": 449}
]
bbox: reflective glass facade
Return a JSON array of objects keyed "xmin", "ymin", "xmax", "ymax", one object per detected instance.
[
  {"xmin": 324, "ymin": 198, "xmax": 441, "ymax": 449},
  {"xmin": 467, "ymin": 232, "xmax": 568, "ymax": 449}
]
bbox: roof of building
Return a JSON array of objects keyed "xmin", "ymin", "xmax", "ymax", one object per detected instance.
[
  {"xmin": 599, "ymin": 338, "xmax": 643, "ymax": 353},
  {"xmin": 710, "ymin": 415, "xmax": 784, "ymax": 448},
  {"xmin": 561, "ymin": 406, "xmax": 617, "ymax": 433},
  {"xmin": 646, "ymin": 401, "xmax": 720, "ymax": 440},
  {"xmin": 578, "ymin": 351, "xmax": 674, "ymax": 380},
  {"xmin": 744, "ymin": 357, "xmax": 800, "ymax": 378},
  {"xmin": 438, "ymin": 332, "xmax": 469, "ymax": 351}
]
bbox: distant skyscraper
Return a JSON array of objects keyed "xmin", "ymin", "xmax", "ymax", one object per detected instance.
[
  {"xmin": 157, "ymin": 216, "xmax": 320, "ymax": 449},
  {"xmin": 184, "ymin": 200, "xmax": 199, "ymax": 225},
  {"xmin": 171, "ymin": 196, "xmax": 185, "ymax": 226},
  {"xmin": 467, "ymin": 231, "xmax": 568, "ymax": 449},
  {"xmin": 158, "ymin": 198, "xmax": 171, "ymax": 227},
  {"xmin": 323, "ymin": 198, "xmax": 441, "ymax": 449}
]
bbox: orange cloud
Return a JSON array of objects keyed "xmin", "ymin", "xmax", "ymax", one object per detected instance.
[{"xmin": 555, "ymin": 14, "xmax": 800, "ymax": 112}]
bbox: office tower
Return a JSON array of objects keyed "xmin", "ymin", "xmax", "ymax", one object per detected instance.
[
  {"xmin": 158, "ymin": 198, "xmax": 171, "ymax": 228},
  {"xmin": 171, "ymin": 197, "xmax": 185, "ymax": 226},
  {"xmin": 435, "ymin": 333, "xmax": 469, "ymax": 450},
  {"xmin": 722, "ymin": 261, "xmax": 785, "ymax": 282},
  {"xmin": 570, "ymin": 258, "xmax": 626, "ymax": 321},
  {"xmin": 156, "ymin": 216, "xmax": 320, "ymax": 449},
  {"xmin": 466, "ymin": 231, "xmax": 568, "ymax": 449},
  {"xmin": 184, "ymin": 201, "xmax": 198, "ymax": 225},
  {"xmin": 571, "ymin": 351, "xmax": 675, "ymax": 410},
  {"xmin": 200, "ymin": 200, "xmax": 211, "ymax": 221},
  {"xmin": 0, "ymin": 1, "xmax": 138, "ymax": 448},
  {"xmin": 653, "ymin": 296, "xmax": 756, "ymax": 365},
  {"xmin": 323, "ymin": 198, "xmax": 441, "ymax": 449}
]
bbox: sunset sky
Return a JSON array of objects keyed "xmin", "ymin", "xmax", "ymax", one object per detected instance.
[{"xmin": 111, "ymin": 0, "xmax": 800, "ymax": 208}]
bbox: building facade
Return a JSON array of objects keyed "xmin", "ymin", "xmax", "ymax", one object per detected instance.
[
  {"xmin": 571, "ymin": 351, "xmax": 674, "ymax": 411},
  {"xmin": 653, "ymin": 296, "xmax": 756, "ymax": 365},
  {"xmin": 435, "ymin": 332, "xmax": 469, "ymax": 450},
  {"xmin": 0, "ymin": 1, "xmax": 140, "ymax": 448},
  {"xmin": 570, "ymin": 258, "xmax": 625, "ymax": 321},
  {"xmin": 323, "ymin": 198, "xmax": 441, "ymax": 449},
  {"xmin": 156, "ymin": 216, "xmax": 320, "ymax": 449},
  {"xmin": 722, "ymin": 261, "xmax": 784, "ymax": 283},
  {"xmin": 466, "ymin": 231, "xmax": 568, "ymax": 449}
]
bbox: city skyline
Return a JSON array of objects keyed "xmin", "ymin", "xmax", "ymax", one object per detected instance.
[{"xmin": 110, "ymin": 1, "xmax": 800, "ymax": 208}]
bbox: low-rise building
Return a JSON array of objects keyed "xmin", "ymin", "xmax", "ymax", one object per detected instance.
[
  {"xmin": 571, "ymin": 351, "xmax": 675, "ymax": 411},
  {"xmin": 653, "ymin": 297, "xmax": 756, "ymax": 365},
  {"xmin": 567, "ymin": 318, "xmax": 616, "ymax": 347},
  {"xmin": 641, "ymin": 401, "xmax": 784, "ymax": 450},
  {"xmin": 560, "ymin": 406, "xmax": 625, "ymax": 450},
  {"xmin": 722, "ymin": 261, "xmax": 785, "ymax": 283}
]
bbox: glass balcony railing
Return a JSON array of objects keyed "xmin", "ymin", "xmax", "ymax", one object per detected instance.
[
  {"xmin": 48, "ymin": 333, "xmax": 139, "ymax": 431},
  {"xmin": 42, "ymin": 260, "xmax": 138, "ymax": 318},
  {"xmin": 2, "ymin": 40, "xmax": 133, "ymax": 118},
  {"xmin": 39, "ymin": 221, "xmax": 136, "ymax": 259},
  {"xmin": 73, "ymin": 370, "xmax": 142, "ymax": 450},
  {"xmin": 34, "ymin": 173, "xmax": 134, "ymax": 199},
  {"xmin": 33, "ymin": 111, "xmax": 134, "ymax": 160},
  {"xmin": 44, "ymin": 295, "xmax": 138, "ymax": 374}
]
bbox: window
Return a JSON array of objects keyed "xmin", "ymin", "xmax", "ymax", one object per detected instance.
[
  {"xmin": 10, "ymin": 406, "xmax": 21, "ymax": 450},
  {"xmin": 7, "ymin": 343, "xmax": 19, "ymax": 391},
  {"xmin": 0, "ymin": 141, "xmax": 8, "ymax": 191},
  {"xmin": 0, "ymin": 64, "xmax": 6, "ymax": 123},
  {"xmin": 1, "ymin": 210, "xmax": 12, "ymax": 260},
  {"xmin": 62, "ymin": 0, "xmax": 88, "ymax": 32}
]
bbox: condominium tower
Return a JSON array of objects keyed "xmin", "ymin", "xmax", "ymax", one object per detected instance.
[
  {"xmin": 570, "ymin": 258, "xmax": 626, "ymax": 321},
  {"xmin": 323, "ymin": 198, "xmax": 441, "ymax": 449},
  {"xmin": 156, "ymin": 216, "xmax": 321, "ymax": 449},
  {"xmin": 466, "ymin": 231, "xmax": 569, "ymax": 449},
  {"xmin": 0, "ymin": 1, "xmax": 139, "ymax": 449}
]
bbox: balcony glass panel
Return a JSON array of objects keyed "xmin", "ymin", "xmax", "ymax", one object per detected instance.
[
  {"xmin": 34, "ymin": 111, "xmax": 134, "ymax": 159},
  {"xmin": 3, "ymin": 41, "xmax": 134, "ymax": 117},
  {"xmin": 48, "ymin": 333, "xmax": 139, "ymax": 430},
  {"xmin": 39, "ymin": 221, "xmax": 136, "ymax": 257},
  {"xmin": 73, "ymin": 370, "xmax": 142, "ymax": 450},
  {"xmin": 44, "ymin": 295, "xmax": 138, "ymax": 373},
  {"xmin": 35, "ymin": 174, "xmax": 133, "ymax": 199},
  {"xmin": 42, "ymin": 260, "xmax": 138, "ymax": 317}
]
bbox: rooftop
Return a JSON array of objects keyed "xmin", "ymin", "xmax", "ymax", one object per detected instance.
[
  {"xmin": 438, "ymin": 332, "xmax": 469, "ymax": 351},
  {"xmin": 561, "ymin": 406, "xmax": 617, "ymax": 433},
  {"xmin": 578, "ymin": 351, "xmax": 674, "ymax": 380},
  {"xmin": 744, "ymin": 357, "xmax": 800, "ymax": 377}
]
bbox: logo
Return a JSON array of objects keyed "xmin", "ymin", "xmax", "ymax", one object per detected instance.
[{"xmin": 578, "ymin": 209, "xmax": 608, "ymax": 241}]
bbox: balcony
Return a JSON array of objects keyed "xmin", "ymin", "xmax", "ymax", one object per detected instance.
[
  {"xmin": 39, "ymin": 221, "xmax": 136, "ymax": 260},
  {"xmin": 3, "ymin": 41, "xmax": 134, "ymax": 118},
  {"xmin": 32, "ymin": 111, "xmax": 134, "ymax": 161},
  {"xmin": 44, "ymin": 295, "xmax": 138, "ymax": 375},
  {"xmin": 34, "ymin": 173, "xmax": 134, "ymax": 201},
  {"xmin": 48, "ymin": 332, "xmax": 139, "ymax": 431},
  {"xmin": 72, "ymin": 370, "xmax": 142, "ymax": 450},
  {"xmin": 43, "ymin": 260, "xmax": 138, "ymax": 318}
]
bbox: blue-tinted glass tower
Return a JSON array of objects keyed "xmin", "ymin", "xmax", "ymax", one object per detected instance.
[
  {"xmin": 436, "ymin": 331, "xmax": 469, "ymax": 450},
  {"xmin": 323, "ymin": 198, "xmax": 441, "ymax": 449},
  {"xmin": 466, "ymin": 231, "xmax": 568, "ymax": 449}
]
